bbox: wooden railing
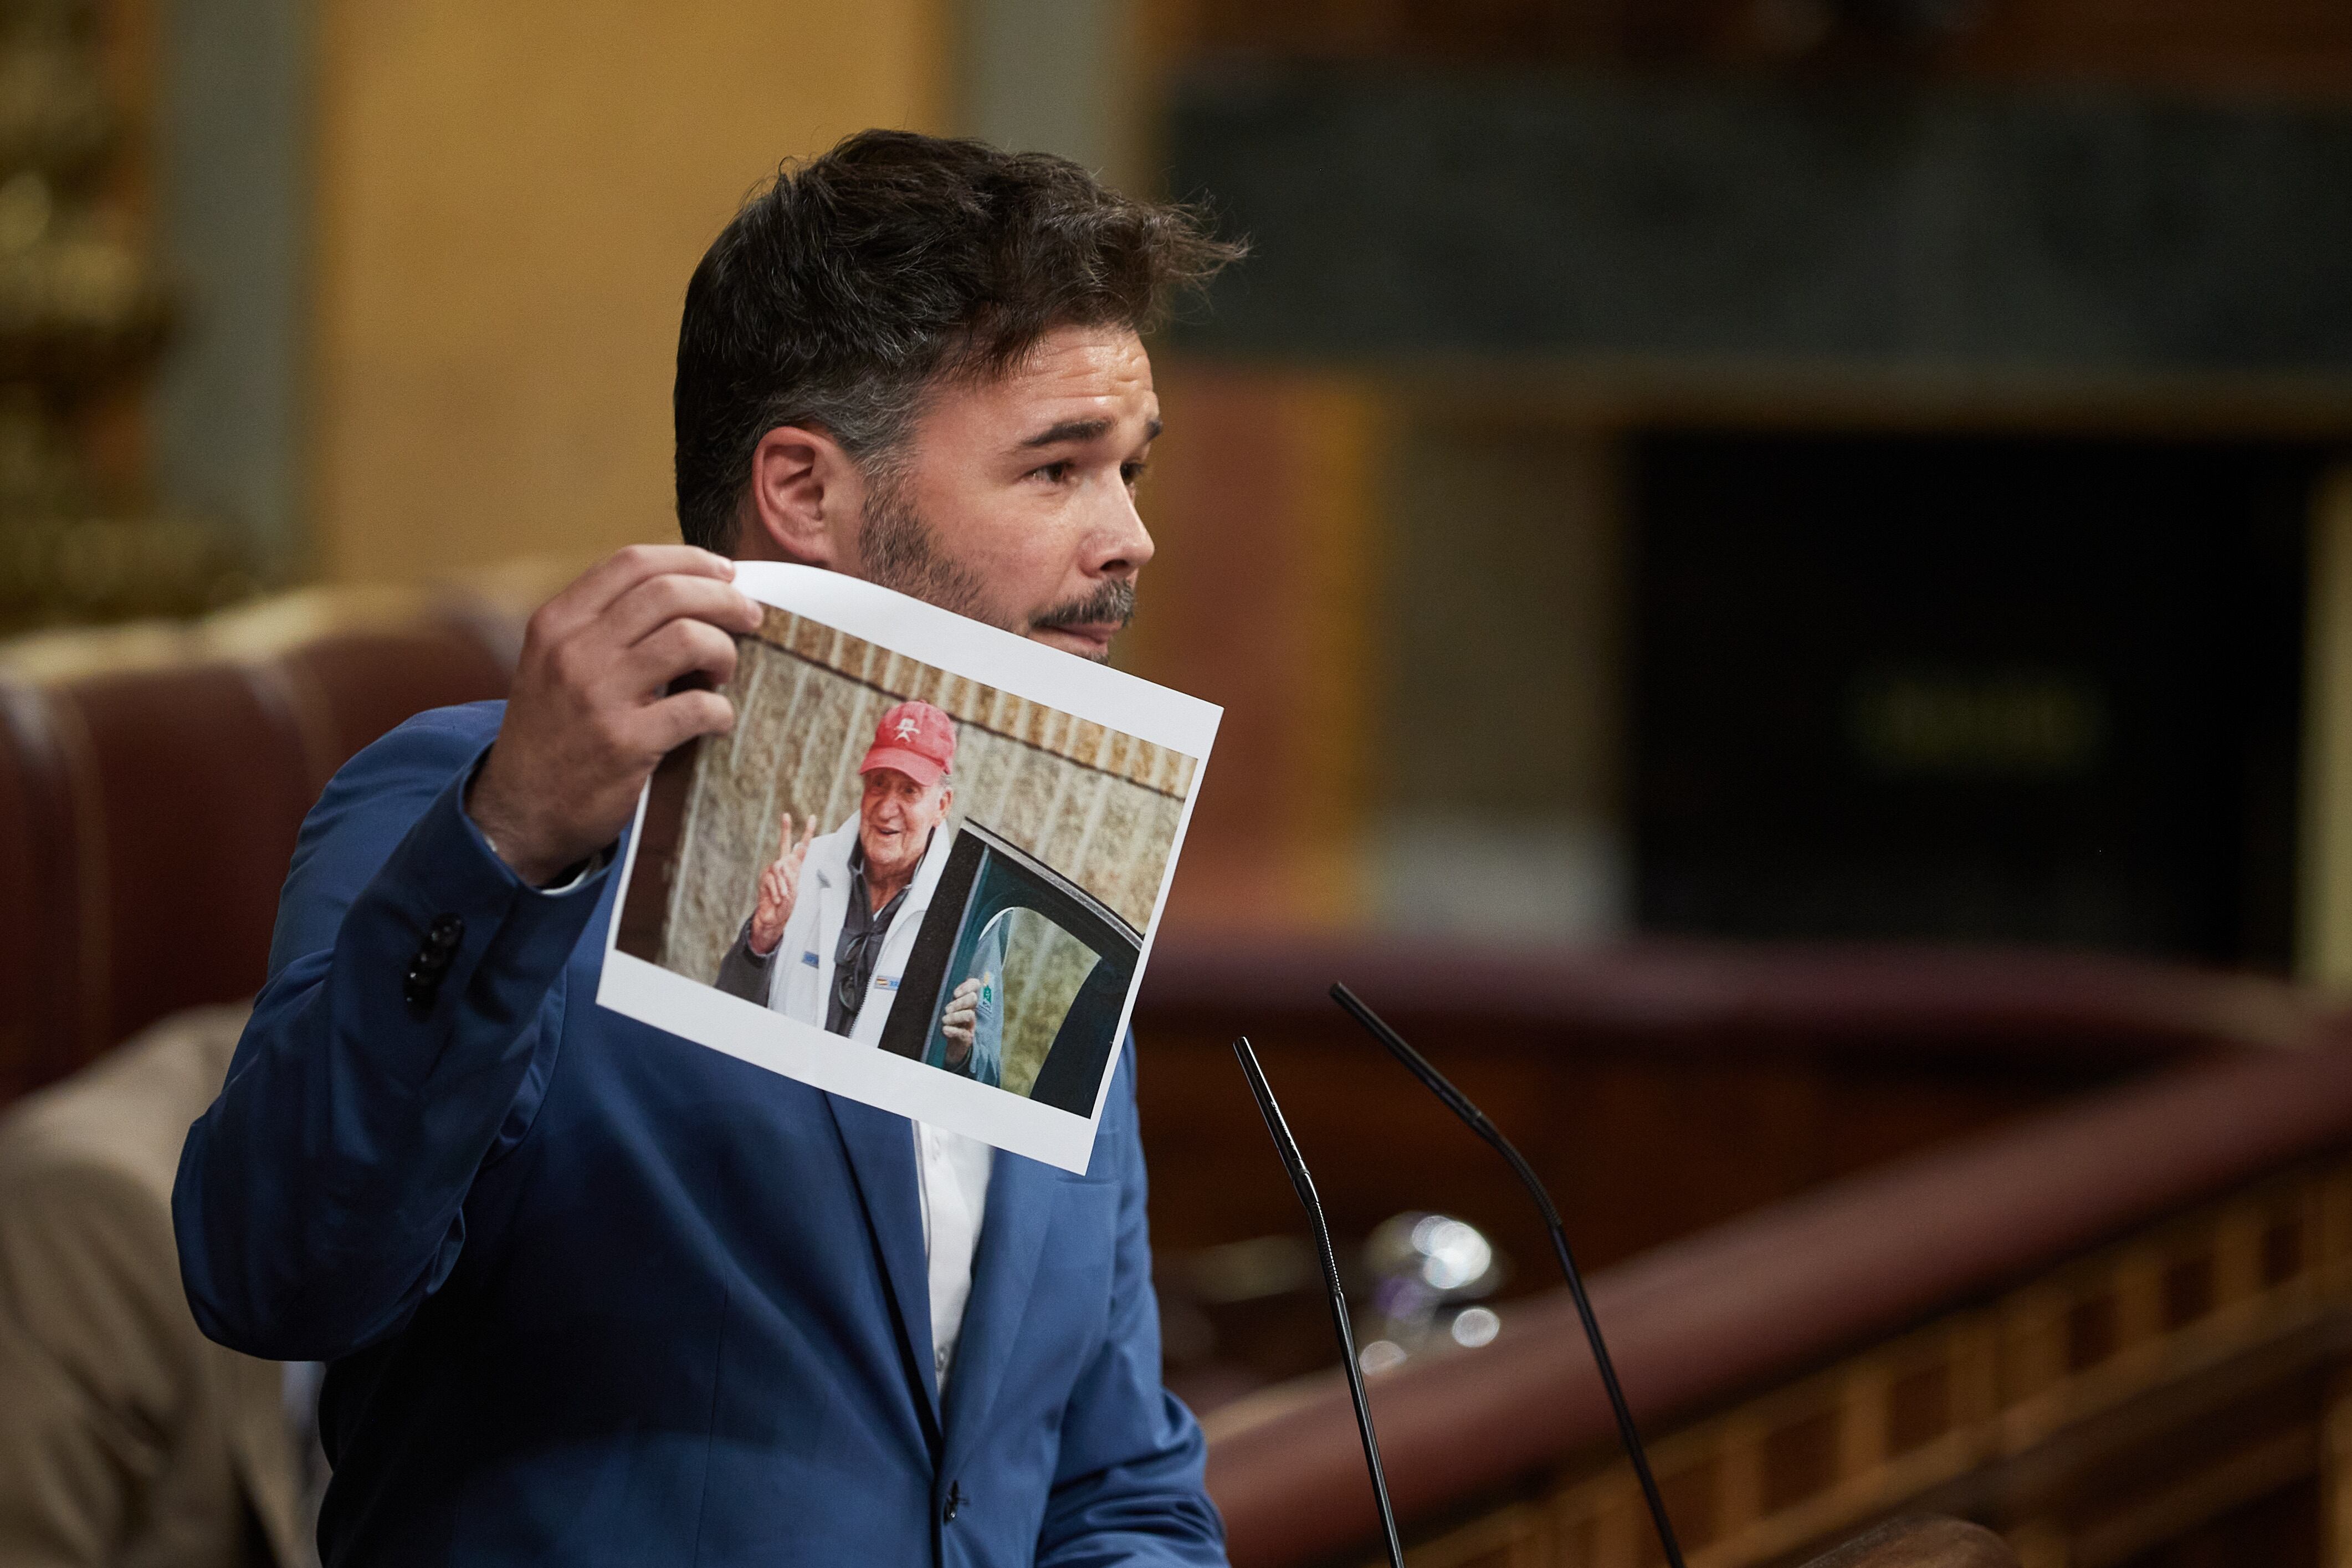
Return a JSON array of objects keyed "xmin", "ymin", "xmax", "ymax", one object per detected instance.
[
  {"xmin": 1134, "ymin": 937, "xmax": 2322, "ymax": 1401},
  {"xmin": 1203, "ymin": 1043, "xmax": 2352, "ymax": 1566}
]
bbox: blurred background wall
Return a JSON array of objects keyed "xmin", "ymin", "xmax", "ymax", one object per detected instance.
[{"xmin": 17, "ymin": 0, "xmax": 2352, "ymax": 977}]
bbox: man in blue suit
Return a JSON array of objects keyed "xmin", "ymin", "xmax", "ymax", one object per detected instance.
[{"xmin": 172, "ymin": 131, "xmax": 1242, "ymax": 1565}]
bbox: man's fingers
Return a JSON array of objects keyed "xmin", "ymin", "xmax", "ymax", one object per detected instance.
[
  {"xmin": 604, "ymin": 570, "xmax": 763, "ymax": 652},
  {"xmin": 615, "ymin": 618, "xmax": 739, "ymax": 700},
  {"xmin": 573, "ymin": 544, "xmax": 735, "ymax": 617},
  {"xmin": 473, "ymin": 546, "xmax": 743, "ymax": 884},
  {"xmin": 532, "ymin": 545, "xmax": 736, "ymax": 640},
  {"xmin": 637, "ymin": 688, "xmax": 734, "ymax": 756}
]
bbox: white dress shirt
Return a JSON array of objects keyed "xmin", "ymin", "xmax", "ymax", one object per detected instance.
[{"xmin": 913, "ymin": 1120, "xmax": 993, "ymax": 1390}]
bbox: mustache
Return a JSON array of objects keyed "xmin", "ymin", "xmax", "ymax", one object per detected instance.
[{"xmin": 1031, "ymin": 578, "xmax": 1136, "ymax": 634}]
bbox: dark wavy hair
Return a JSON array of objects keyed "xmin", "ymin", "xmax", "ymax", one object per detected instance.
[{"xmin": 673, "ymin": 130, "xmax": 1243, "ymax": 551}]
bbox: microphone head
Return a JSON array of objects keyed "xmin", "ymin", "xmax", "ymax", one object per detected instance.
[
  {"xmin": 1330, "ymin": 982, "xmax": 1486, "ymax": 1129},
  {"xmin": 1232, "ymin": 1037, "xmax": 1321, "ymax": 1216}
]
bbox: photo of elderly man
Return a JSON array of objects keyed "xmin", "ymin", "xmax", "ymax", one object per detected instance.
[{"xmin": 714, "ymin": 700, "xmax": 960, "ymax": 1044}]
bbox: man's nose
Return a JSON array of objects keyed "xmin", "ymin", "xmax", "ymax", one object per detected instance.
[{"xmin": 1086, "ymin": 484, "xmax": 1155, "ymax": 579}]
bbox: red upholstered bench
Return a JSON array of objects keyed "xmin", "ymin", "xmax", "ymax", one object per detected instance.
[{"xmin": 0, "ymin": 586, "xmax": 532, "ymax": 1107}]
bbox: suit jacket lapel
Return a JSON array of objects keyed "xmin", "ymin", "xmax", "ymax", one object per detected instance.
[
  {"xmin": 825, "ymin": 1095, "xmax": 942, "ymax": 1439},
  {"xmin": 940, "ymin": 1151, "xmax": 1058, "ymax": 1478}
]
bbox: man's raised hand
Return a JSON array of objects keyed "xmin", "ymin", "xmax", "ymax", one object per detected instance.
[
  {"xmin": 467, "ymin": 545, "xmax": 763, "ymax": 886},
  {"xmin": 747, "ymin": 812, "xmax": 816, "ymax": 956}
]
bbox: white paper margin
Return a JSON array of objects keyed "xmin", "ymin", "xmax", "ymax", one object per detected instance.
[{"xmin": 596, "ymin": 563, "xmax": 1220, "ymax": 1172}]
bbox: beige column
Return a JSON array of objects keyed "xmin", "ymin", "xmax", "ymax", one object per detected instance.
[{"xmin": 306, "ymin": 0, "xmax": 949, "ymax": 587}]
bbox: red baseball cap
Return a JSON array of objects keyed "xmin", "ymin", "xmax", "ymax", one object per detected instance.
[{"xmin": 859, "ymin": 700, "xmax": 957, "ymax": 787}]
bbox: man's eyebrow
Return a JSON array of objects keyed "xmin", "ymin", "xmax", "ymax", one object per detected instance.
[
  {"xmin": 1016, "ymin": 416, "xmax": 1164, "ymax": 450},
  {"xmin": 1019, "ymin": 418, "xmax": 1114, "ymax": 449}
]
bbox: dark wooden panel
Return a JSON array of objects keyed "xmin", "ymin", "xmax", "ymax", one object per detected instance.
[
  {"xmin": 1630, "ymin": 432, "xmax": 2319, "ymax": 966},
  {"xmin": 1166, "ymin": 73, "xmax": 2352, "ymax": 374}
]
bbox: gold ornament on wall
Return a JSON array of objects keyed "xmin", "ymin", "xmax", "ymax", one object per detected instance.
[{"xmin": 0, "ymin": 0, "xmax": 250, "ymax": 633}]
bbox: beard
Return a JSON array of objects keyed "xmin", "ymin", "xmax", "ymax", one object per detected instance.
[
  {"xmin": 858, "ymin": 472, "xmax": 993, "ymax": 624},
  {"xmin": 859, "ymin": 476, "xmax": 1136, "ymax": 663}
]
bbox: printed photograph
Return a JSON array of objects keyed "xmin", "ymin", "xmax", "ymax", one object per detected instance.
[{"xmin": 613, "ymin": 597, "xmax": 1200, "ymax": 1122}]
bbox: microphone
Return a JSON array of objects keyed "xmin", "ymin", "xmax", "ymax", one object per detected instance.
[
  {"xmin": 1231, "ymin": 1037, "xmax": 1407, "ymax": 1568},
  {"xmin": 1328, "ymin": 983, "xmax": 1687, "ymax": 1568}
]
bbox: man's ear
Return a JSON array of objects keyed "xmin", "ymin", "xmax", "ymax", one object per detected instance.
[{"xmin": 737, "ymin": 424, "xmax": 861, "ymax": 565}]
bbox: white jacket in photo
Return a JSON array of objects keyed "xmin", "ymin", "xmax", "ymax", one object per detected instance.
[{"xmin": 722, "ymin": 812, "xmax": 957, "ymax": 1047}]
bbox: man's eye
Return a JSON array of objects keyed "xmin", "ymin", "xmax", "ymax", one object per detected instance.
[
  {"xmin": 1030, "ymin": 462, "xmax": 1072, "ymax": 483},
  {"xmin": 1120, "ymin": 461, "xmax": 1147, "ymax": 485}
]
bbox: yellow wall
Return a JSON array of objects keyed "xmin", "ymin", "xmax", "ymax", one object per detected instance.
[{"xmin": 309, "ymin": 0, "xmax": 947, "ymax": 584}]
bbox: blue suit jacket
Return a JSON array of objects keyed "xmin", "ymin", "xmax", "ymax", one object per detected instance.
[{"xmin": 171, "ymin": 703, "xmax": 1223, "ymax": 1567}]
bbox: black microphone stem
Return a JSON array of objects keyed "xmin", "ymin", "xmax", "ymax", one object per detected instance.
[
  {"xmin": 1231, "ymin": 1037, "xmax": 1407, "ymax": 1568},
  {"xmin": 1328, "ymin": 983, "xmax": 1687, "ymax": 1568}
]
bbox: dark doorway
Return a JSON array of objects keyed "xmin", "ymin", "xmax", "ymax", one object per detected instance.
[{"xmin": 1630, "ymin": 432, "xmax": 2325, "ymax": 969}]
